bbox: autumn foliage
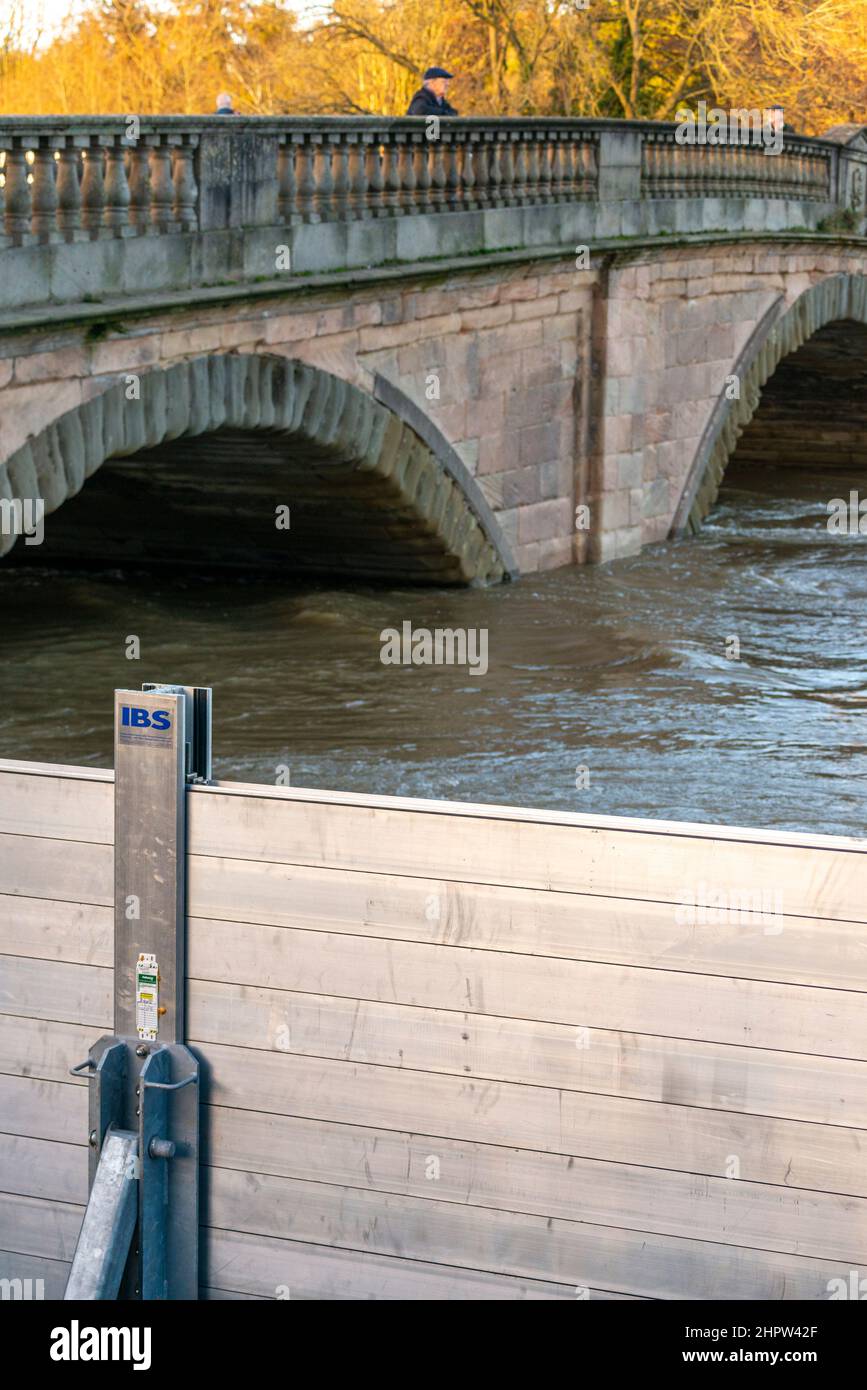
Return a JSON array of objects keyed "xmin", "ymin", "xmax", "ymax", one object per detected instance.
[{"xmin": 1, "ymin": 0, "xmax": 866, "ymax": 131}]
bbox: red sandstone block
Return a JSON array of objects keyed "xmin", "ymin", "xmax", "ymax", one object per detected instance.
[
  {"xmin": 360, "ymin": 313, "xmax": 461, "ymax": 352},
  {"xmin": 397, "ymin": 341, "xmax": 445, "ymax": 376},
  {"xmin": 499, "ymin": 276, "xmax": 540, "ymax": 301},
  {"xmin": 460, "ymin": 304, "xmax": 513, "ymax": 331},
  {"xmin": 409, "ymin": 289, "xmax": 461, "ymax": 320},
  {"xmin": 540, "ymin": 270, "xmax": 584, "ymax": 294},
  {"xmin": 157, "ymin": 324, "xmax": 225, "ymax": 357},
  {"xmin": 218, "ymin": 318, "xmax": 264, "ymax": 350},
  {"xmin": 456, "ymin": 283, "xmax": 502, "ymax": 311},
  {"xmin": 429, "ymin": 400, "xmax": 467, "ymax": 441},
  {"xmin": 521, "ymin": 344, "xmax": 562, "ymax": 388},
  {"xmin": 476, "ymin": 320, "xmax": 542, "ymax": 359},
  {"xmin": 519, "ymin": 421, "xmax": 561, "ymax": 467},
  {"xmin": 515, "ymin": 540, "xmax": 540, "ymax": 572},
  {"xmin": 480, "ymin": 353, "xmax": 525, "ymax": 398},
  {"xmin": 543, "ymin": 312, "xmax": 579, "ymax": 344},
  {"xmin": 518, "ymin": 498, "xmax": 572, "ymax": 543},
  {"xmin": 501, "ymin": 466, "xmax": 542, "ymax": 507},
  {"xmin": 90, "ymin": 335, "xmax": 162, "ymax": 374},
  {"xmin": 350, "ymin": 301, "xmax": 384, "ymax": 328},
  {"xmin": 514, "ymin": 295, "xmax": 559, "ymax": 321},
  {"xmin": 470, "ymin": 394, "xmax": 505, "ymax": 436},
  {"xmin": 537, "ymin": 536, "xmax": 573, "ymax": 570},
  {"xmin": 598, "ymin": 490, "xmax": 629, "ymax": 530},
  {"xmin": 264, "ymin": 311, "xmax": 317, "ymax": 344},
  {"xmin": 478, "ymin": 431, "xmax": 520, "ymax": 475}
]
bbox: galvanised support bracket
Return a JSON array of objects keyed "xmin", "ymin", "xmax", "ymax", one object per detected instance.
[{"xmin": 64, "ymin": 683, "xmax": 211, "ymax": 1301}]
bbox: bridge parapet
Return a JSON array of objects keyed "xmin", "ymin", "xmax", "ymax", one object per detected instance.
[{"xmin": 0, "ymin": 116, "xmax": 863, "ymax": 313}]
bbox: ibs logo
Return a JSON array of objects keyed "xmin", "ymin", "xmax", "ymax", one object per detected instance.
[
  {"xmin": 119, "ymin": 705, "xmax": 173, "ymax": 746},
  {"xmin": 121, "ymin": 706, "xmax": 172, "ymax": 730}
]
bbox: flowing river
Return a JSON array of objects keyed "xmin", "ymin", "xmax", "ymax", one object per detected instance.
[{"xmin": 2, "ymin": 461, "xmax": 865, "ymax": 835}]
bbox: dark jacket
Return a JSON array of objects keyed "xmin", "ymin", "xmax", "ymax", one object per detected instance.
[{"xmin": 406, "ymin": 86, "xmax": 458, "ymax": 117}]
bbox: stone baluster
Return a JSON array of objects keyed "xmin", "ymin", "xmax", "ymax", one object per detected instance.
[
  {"xmin": 512, "ymin": 137, "xmax": 529, "ymax": 205},
  {"xmin": 80, "ymin": 139, "xmax": 105, "ymax": 236},
  {"xmin": 346, "ymin": 136, "xmax": 366, "ymax": 220},
  {"xmin": 643, "ymin": 137, "xmax": 659, "ymax": 197},
  {"xmin": 684, "ymin": 139, "xmax": 699, "ymax": 196},
  {"xmin": 487, "ymin": 135, "xmax": 504, "ymax": 207},
  {"xmin": 330, "ymin": 133, "xmax": 351, "ymax": 218},
  {"xmin": 30, "ymin": 140, "xmax": 58, "ymax": 240},
  {"xmin": 383, "ymin": 136, "xmax": 402, "ymax": 214},
  {"xmin": 103, "ymin": 136, "xmax": 131, "ymax": 232},
  {"xmin": 172, "ymin": 139, "xmax": 197, "ymax": 230},
  {"xmin": 474, "ymin": 136, "xmax": 490, "ymax": 208},
  {"xmin": 538, "ymin": 135, "xmax": 554, "ymax": 203},
  {"xmin": 560, "ymin": 137, "xmax": 576, "ymax": 201},
  {"xmin": 2, "ymin": 142, "xmax": 31, "ymax": 240},
  {"xmin": 277, "ymin": 139, "xmax": 296, "ymax": 221},
  {"xmin": 552, "ymin": 135, "xmax": 566, "ymax": 201},
  {"xmin": 397, "ymin": 136, "xmax": 416, "ymax": 214},
  {"xmin": 149, "ymin": 141, "xmax": 174, "ymax": 229},
  {"xmin": 444, "ymin": 137, "xmax": 461, "ymax": 211},
  {"xmin": 525, "ymin": 134, "xmax": 541, "ymax": 203},
  {"xmin": 295, "ymin": 138, "xmax": 316, "ymax": 221},
  {"xmin": 313, "ymin": 137, "xmax": 333, "ymax": 220},
  {"xmin": 459, "ymin": 138, "xmax": 476, "ymax": 210},
  {"xmin": 429, "ymin": 135, "xmax": 447, "ymax": 210},
  {"xmin": 56, "ymin": 141, "xmax": 82, "ymax": 238},
  {"xmin": 581, "ymin": 138, "xmax": 598, "ymax": 197},
  {"xmin": 127, "ymin": 144, "xmax": 151, "ymax": 231},
  {"xmin": 364, "ymin": 138, "xmax": 386, "ymax": 217},
  {"xmin": 500, "ymin": 135, "xmax": 515, "ymax": 206},
  {"xmin": 413, "ymin": 135, "xmax": 432, "ymax": 213}
]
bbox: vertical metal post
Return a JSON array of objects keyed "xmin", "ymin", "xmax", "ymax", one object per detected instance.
[
  {"xmin": 66, "ymin": 683, "xmax": 209, "ymax": 1301},
  {"xmin": 114, "ymin": 686, "xmax": 187, "ymax": 1041}
]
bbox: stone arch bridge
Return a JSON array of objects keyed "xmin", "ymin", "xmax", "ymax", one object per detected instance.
[{"xmin": 2, "ymin": 115, "xmax": 867, "ymax": 581}]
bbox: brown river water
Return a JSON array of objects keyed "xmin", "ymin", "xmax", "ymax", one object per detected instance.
[{"xmin": 1, "ymin": 460, "xmax": 865, "ymax": 835}]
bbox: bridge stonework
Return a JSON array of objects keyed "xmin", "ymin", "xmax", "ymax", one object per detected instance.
[
  {"xmin": 2, "ymin": 243, "xmax": 865, "ymax": 578},
  {"xmin": 2, "ymin": 117, "xmax": 866, "ymax": 581}
]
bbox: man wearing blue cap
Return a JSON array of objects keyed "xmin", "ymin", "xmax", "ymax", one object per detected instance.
[{"xmin": 407, "ymin": 68, "xmax": 458, "ymax": 116}]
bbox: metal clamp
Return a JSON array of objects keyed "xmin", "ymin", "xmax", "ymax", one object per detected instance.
[{"xmin": 142, "ymin": 1072, "xmax": 198, "ymax": 1093}]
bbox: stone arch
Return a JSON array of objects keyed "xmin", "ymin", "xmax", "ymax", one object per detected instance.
[
  {"xmin": 672, "ymin": 274, "xmax": 867, "ymax": 535},
  {"xmin": 0, "ymin": 353, "xmax": 516, "ymax": 584}
]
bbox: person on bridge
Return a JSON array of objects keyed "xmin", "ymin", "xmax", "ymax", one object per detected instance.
[
  {"xmin": 406, "ymin": 67, "xmax": 458, "ymax": 117},
  {"xmin": 214, "ymin": 92, "xmax": 236, "ymax": 115}
]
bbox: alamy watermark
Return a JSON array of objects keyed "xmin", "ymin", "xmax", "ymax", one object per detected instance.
[
  {"xmin": 827, "ymin": 491, "xmax": 867, "ymax": 534},
  {"xmin": 380, "ymin": 621, "xmax": 488, "ymax": 676},
  {"xmin": 0, "ymin": 497, "xmax": 44, "ymax": 545},
  {"xmin": 675, "ymin": 102, "xmax": 784, "ymax": 155},
  {"xmin": 675, "ymin": 883, "xmax": 784, "ymax": 934}
]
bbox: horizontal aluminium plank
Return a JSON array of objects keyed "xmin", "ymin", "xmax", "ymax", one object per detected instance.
[
  {"xmin": 0, "ymin": 1250, "xmax": 71, "ymax": 1299},
  {"xmin": 0, "ymin": 1074, "xmax": 86, "ymax": 1143},
  {"xmin": 187, "ymin": 789, "xmax": 867, "ymax": 920},
  {"xmin": 186, "ymin": 921, "xmax": 867, "ymax": 1058},
  {"xmin": 0, "ymin": 1134, "xmax": 86, "ymax": 1204},
  {"xmin": 198, "ymin": 1041, "xmax": 867, "ymax": 1196},
  {"xmin": 187, "ymin": 857, "xmax": 867, "ymax": 990},
  {"xmin": 204, "ymin": 1228, "xmax": 590, "ymax": 1301},
  {"xmin": 4, "ymin": 998, "xmax": 865, "ymax": 1131},
  {"xmin": 8, "ymin": 1082, "xmax": 864, "ymax": 1264},
  {"xmin": 206, "ymin": 1166, "xmax": 860, "ymax": 1302},
  {"xmin": 202, "ymin": 1104, "xmax": 866, "ymax": 1263}
]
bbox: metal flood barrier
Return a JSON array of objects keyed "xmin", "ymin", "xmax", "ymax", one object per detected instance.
[
  {"xmin": 65, "ymin": 684, "xmax": 211, "ymax": 1300},
  {"xmin": 2, "ymin": 684, "xmax": 866, "ymax": 1300}
]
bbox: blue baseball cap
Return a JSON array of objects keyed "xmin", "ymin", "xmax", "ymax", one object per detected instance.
[{"xmin": 424, "ymin": 67, "xmax": 453, "ymax": 80}]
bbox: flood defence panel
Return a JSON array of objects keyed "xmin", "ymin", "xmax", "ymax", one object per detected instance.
[{"xmin": 1, "ymin": 759, "xmax": 866, "ymax": 1299}]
